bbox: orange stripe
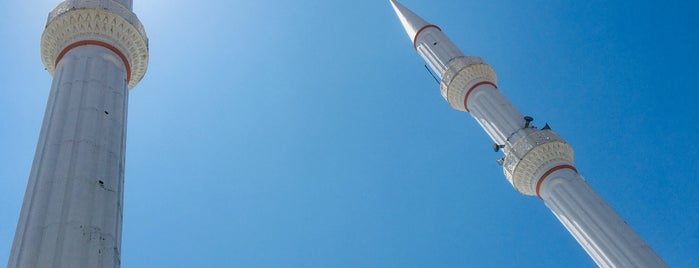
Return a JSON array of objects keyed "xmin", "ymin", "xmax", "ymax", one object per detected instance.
[
  {"xmin": 463, "ymin": 81, "xmax": 497, "ymax": 112},
  {"xmin": 536, "ymin": 165, "xmax": 578, "ymax": 199},
  {"xmin": 55, "ymin": 40, "xmax": 131, "ymax": 83},
  {"xmin": 413, "ymin": 24, "xmax": 441, "ymax": 50}
]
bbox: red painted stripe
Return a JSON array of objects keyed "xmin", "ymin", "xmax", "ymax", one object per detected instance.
[
  {"xmin": 463, "ymin": 81, "xmax": 497, "ymax": 112},
  {"xmin": 55, "ymin": 40, "xmax": 131, "ymax": 83},
  {"xmin": 413, "ymin": 24, "xmax": 441, "ymax": 50},
  {"xmin": 536, "ymin": 165, "xmax": 578, "ymax": 200}
]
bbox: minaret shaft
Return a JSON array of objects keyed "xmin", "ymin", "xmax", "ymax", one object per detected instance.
[
  {"xmin": 113, "ymin": 0, "xmax": 132, "ymax": 9},
  {"xmin": 415, "ymin": 27, "xmax": 463, "ymax": 78},
  {"xmin": 466, "ymin": 83, "xmax": 529, "ymax": 149},
  {"xmin": 540, "ymin": 169, "xmax": 666, "ymax": 267},
  {"xmin": 9, "ymin": 0, "xmax": 148, "ymax": 267},
  {"xmin": 410, "ymin": 20, "xmax": 526, "ymax": 146},
  {"xmin": 9, "ymin": 46, "xmax": 128, "ymax": 268},
  {"xmin": 390, "ymin": 1, "xmax": 666, "ymax": 267}
]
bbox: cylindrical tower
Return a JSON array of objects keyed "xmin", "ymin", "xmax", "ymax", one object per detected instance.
[
  {"xmin": 8, "ymin": 0, "xmax": 148, "ymax": 267},
  {"xmin": 389, "ymin": 1, "xmax": 666, "ymax": 267}
]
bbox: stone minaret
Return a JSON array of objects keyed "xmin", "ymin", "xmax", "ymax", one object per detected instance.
[
  {"xmin": 8, "ymin": 0, "xmax": 148, "ymax": 267},
  {"xmin": 389, "ymin": 1, "xmax": 665, "ymax": 267}
]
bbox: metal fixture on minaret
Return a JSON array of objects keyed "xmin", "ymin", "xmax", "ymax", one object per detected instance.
[
  {"xmin": 8, "ymin": 0, "xmax": 148, "ymax": 267},
  {"xmin": 389, "ymin": 1, "xmax": 666, "ymax": 267}
]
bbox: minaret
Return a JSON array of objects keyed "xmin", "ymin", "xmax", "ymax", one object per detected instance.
[
  {"xmin": 389, "ymin": 1, "xmax": 665, "ymax": 267},
  {"xmin": 8, "ymin": 0, "xmax": 148, "ymax": 267}
]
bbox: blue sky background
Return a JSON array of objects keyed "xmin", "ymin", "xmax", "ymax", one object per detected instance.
[{"xmin": 2, "ymin": 0, "xmax": 698, "ymax": 267}]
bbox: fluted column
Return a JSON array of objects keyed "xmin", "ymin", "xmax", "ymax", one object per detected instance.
[
  {"xmin": 466, "ymin": 82, "xmax": 527, "ymax": 148},
  {"xmin": 9, "ymin": 0, "xmax": 147, "ymax": 267},
  {"xmin": 9, "ymin": 45, "xmax": 128, "ymax": 268},
  {"xmin": 540, "ymin": 169, "xmax": 667, "ymax": 267}
]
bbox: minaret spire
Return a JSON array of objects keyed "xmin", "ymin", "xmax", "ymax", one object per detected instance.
[
  {"xmin": 389, "ymin": 0, "xmax": 432, "ymax": 44},
  {"xmin": 389, "ymin": 1, "xmax": 667, "ymax": 267}
]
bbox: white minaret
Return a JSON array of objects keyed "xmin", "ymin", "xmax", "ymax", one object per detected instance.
[
  {"xmin": 8, "ymin": 0, "xmax": 147, "ymax": 267},
  {"xmin": 389, "ymin": 1, "xmax": 666, "ymax": 267}
]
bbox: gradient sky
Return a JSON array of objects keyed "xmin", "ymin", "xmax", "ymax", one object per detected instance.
[{"xmin": 2, "ymin": 0, "xmax": 698, "ymax": 267}]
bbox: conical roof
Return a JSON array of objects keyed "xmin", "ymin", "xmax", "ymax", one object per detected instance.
[{"xmin": 389, "ymin": 0, "xmax": 434, "ymax": 43}]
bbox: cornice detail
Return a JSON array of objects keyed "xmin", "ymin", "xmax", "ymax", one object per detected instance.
[{"xmin": 41, "ymin": 0, "xmax": 148, "ymax": 88}]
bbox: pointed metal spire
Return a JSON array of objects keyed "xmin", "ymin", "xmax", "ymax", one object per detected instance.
[{"xmin": 389, "ymin": 0, "xmax": 439, "ymax": 45}]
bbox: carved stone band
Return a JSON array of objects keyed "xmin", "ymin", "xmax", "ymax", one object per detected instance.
[
  {"xmin": 439, "ymin": 56, "xmax": 498, "ymax": 112},
  {"xmin": 502, "ymin": 130, "xmax": 575, "ymax": 196},
  {"xmin": 41, "ymin": 0, "xmax": 148, "ymax": 88}
]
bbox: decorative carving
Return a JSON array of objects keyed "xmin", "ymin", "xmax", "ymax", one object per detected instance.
[
  {"xmin": 503, "ymin": 130, "xmax": 574, "ymax": 196},
  {"xmin": 41, "ymin": 0, "xmax": 148, "ymax": 89},
  {"xmin": 439, "ymin": 56, "xmax": 497, "ymax": 112}
]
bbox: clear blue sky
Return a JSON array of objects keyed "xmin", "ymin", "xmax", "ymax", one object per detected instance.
[{"xmin": 2, "ymin": 0, "xmax": 698, "ymax": 267}]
